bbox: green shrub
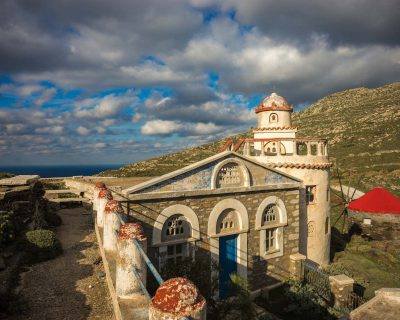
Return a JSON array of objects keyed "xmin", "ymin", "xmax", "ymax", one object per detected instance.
[
  {"xmin": 24, "ymin": 229, "xmax": 62, "ymax": 262},
  {"xmin": 0, "ymin": 212, "xmax": 15, "ymax": 247},
  {"xmin": 228, "ymin": 274, "xmax": 257, "ymax": 320},
  {"xmin": 0, "ymin": 172, "xmax": 13, "ymax": 179},
  {"xmin": 160, "ymin": 256, "xmax": 212, "ymax": 298},
  {"xmin": 44, "ymin": 210, "xmax": 62, "ymax": 227},
  {"xmin": 280, "ymin": 280, "xmax": 336, "ymax": 320}
]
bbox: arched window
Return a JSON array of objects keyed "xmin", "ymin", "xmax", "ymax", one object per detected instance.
[
  {"xmin": 262, "ymin": 204, "xmax": 280, "ymax": 253},
  {"xmin": 153, "ymin": 205, "xmax": 200, "ymax": 269},
  {"xmin": 256, "ymin": 197, "xmax": 288, "ymax": 259},
  {"xmin": 264, "ymin": 142, "xmax": 286, "ymax": 155},
  {"xmin": 216, "ymin": 162, "xmax": 244, "ymax": 188},
  {"xmin": 162, "ymin": 214, "xmax": 191, "ymax": 241},
  {"xmin": 269, "ymin": 113, "xmax": 278, "ymax": 123},
  {"xmin": 263, "ymin": 204, "xmax": 278, "ymax": 224},
  {"xmin": 216, "ymin": 209, "xmax": 239, "ymax": 234}
]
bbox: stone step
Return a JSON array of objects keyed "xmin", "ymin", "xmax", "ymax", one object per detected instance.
[
  {"xmin": 45, "ymin": 189, "xmax": 77, "ymax": 194},
  {"xmin": 49, "ymin": 197, "xmax": 90, "ymax": 203},
  {"xmin": 119, "ymin": 296, "xmax": 149, "ymax": 320}
]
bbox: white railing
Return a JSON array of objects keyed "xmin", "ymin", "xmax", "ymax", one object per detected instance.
[{"xmin": 229, "ymin": 138, "xmax": 328, "ymax": 158}]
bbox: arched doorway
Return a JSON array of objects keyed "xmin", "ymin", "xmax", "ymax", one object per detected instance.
[{"xmin": 208, "ymin": 199, "xmax": 249, "ymax": 299}]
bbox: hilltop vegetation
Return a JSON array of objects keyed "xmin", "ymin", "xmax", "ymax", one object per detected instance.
[
  {"xmin": 294, "ymin": 82, "xmax": 400, "ymax": 195},
  {"xmin": 100, "ymin": 82, "xmax": 400, "ymax": 194},
  {"xmin": 0, "ymin": 172, "xmax": 14, "ymax": 179}
]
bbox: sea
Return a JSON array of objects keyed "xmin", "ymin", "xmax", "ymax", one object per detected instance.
[{"xmin": 0, "ymin": 164, "xmax": 123, "ymax": 178}]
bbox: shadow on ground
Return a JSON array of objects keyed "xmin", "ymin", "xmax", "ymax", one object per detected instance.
[{"xmin": 8, "ymin": 207, "xmax": 113, "ymax": 320}]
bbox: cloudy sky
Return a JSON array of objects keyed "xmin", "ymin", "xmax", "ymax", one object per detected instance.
[{"xmin": 0, "ymin": 0, "xmax": 399, "ymax": 165}]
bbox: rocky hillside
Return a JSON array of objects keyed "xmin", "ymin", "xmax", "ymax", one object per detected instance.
[{"xmin": 100, "ymin": 82, "xmax": 400, "ymax": 194}]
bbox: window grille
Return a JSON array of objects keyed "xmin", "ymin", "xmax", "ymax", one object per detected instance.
[
  {"xmin": 266, "ymin": 228, "xmax": 277, "ymax": 252},
  {"xmin": 263, "ymin": 204, "xmax": 278, "ymax": 224},
  {"xmin": 217, "ymin": 209, "xmax": 238, "ymax": 233},
  {"xmin": 162, "ymin": 214, "xmax": 190, "ymax": 242},
  {"xmin": 216, "ymin": 163, "xmax": 244, "ymax": 188}
]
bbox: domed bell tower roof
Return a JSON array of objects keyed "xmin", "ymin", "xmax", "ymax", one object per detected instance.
[{"xmin": 255, "ymin": 92, "xmax": 293, "ymax": 113}]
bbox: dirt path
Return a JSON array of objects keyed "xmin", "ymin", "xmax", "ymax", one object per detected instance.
[{"xmin": 10, "ymin": 207, "xmax": 113, "ymax": 320}]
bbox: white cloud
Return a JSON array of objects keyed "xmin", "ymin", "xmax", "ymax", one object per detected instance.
[
  {"xmin": 141, "ymin": 119, "xmax": 226, "ymax": 136},
  {"xmin": 141, "ymin": 120, "xmax": 183, "ymax": 135},
  {"xmin": 34, "ymin": 87, "xmax": 57, "ymax": 106},
  {"xmin": 93, "ymin": 142, "xmax": 106, "ymax": 149},
  {"xmin": 35, "ymin": 125, "xmax": 64, "ymax": 134},
  {"xmin": 18, "ymin": 84, "xmax": 43, "ymax": 96},
  {"xmin": 132, "ymin": 113, "xmax": 142, "ymax": 123},
  {"xmin": 5, "ymin": 123, "xmax": 25, "ymax": 134},
  {"xmin": 101, "ymin": 119, "xmax": 116, "ymax": 126},
  {"xmin": 76, "ymin": 126, "xmax": 90, "ymax": 136},
  {"xmin": 192, "ymin": 122, "xmax": 221, "ymax": 135},
  {"xmin": 74, "ymin": 93, "xmax": 136, "ymax": 119},
  {"xmin": 121, "ymin": 61, "xmax": 196, "ymax": 86}
]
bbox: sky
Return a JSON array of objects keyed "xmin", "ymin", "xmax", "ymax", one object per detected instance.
[{"xmin": 0, "ymin": 0, "xmax": 399, "ymax": 166}]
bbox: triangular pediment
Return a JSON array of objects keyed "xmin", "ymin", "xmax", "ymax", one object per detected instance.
[{"xmin": 122, "ymin": 151, "xmax": 300, "ymax": 195}]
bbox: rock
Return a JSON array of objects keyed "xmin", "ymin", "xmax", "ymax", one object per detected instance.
[
  {"xmin": 2, "ymin": 249, "xmax": 13, "ymax": 259},
  {"xmin": 0, "ymin": 175, "xmax": 40, "ymax": 186},
  {"xmin": 0, "ymin": 256, "xmax": 6, "ymax": 270},
  {"xmin": 93, "ymin": 257, "xmax": 102, "ymax": 265},
  {"xmin": 97, "ymin": 271, "xmax": 105, "ymax": 278}
]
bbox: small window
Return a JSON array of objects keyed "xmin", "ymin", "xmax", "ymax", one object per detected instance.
[
  {"xmin": 266, "ymin": 228, "xmax": 277, "ymax": 253},
  {"xmin": 306, "ymin": 185, "xmax": 316, "ymax": 205},
  {"xmin": 320, "ymin": 144, "xmax": 325, "ymax": 155},
  {"xmin": 363, "ymin": 218, "xmax": 372, "ymax": 225},
  {"xmin": 310, "ymin": 144, "xmax": 318, "ymax": 155},
  {"xmin": 325, "ymin": 217, "xmax": 330, "ymax": 234},
  {"xmin": 326, "ymin": 188, "xmax": 330, "ymax": 202},
  {"xmin": 269, "ymin": 113, "xmax": 278, "ymax": 123},
  {"xmin": 296, "ymin": 142, "xmax": 308, "ymax": 155}
]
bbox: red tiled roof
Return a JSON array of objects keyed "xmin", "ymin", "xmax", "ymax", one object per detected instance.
[
  {"xmin": 267, "ymin": 162, "xmax": 333, "ymax": 169},
  {"xmin": 348, "ymin": 187, "xmax": 400, "ymax": 215},
  {"xmin": 252, "ymin": 126, "xmax": 298, "ymax": 131}
]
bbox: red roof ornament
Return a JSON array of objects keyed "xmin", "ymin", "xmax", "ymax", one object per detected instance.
[
  {"xmin": 95, "ymin": 181, "xmax": 106, "ymax": 189},
  {"xmin": 255, "ymin": 92, "xmax": 293, "ymax": 113},
  {"xmin": 348, "ymin": 187, "xmax": 400, "ymax": 215},
  {"xmin": 98, "ymin": 189, "xmax": 113, "ymax": 200},
  {"xmin": 151, "ymin": 277, "xmax": 205, "ymax": 316},
  {"xmin": 104, "ymin": 199, "xmax": 124, "ymax": 214},
  {"xmin": 118, "ymin": 223, "xmax": 146, "ymax": 241}
]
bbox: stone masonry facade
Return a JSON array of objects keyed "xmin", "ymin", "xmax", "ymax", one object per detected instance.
[{"xmin": 126, "ymin": 187, "xmax": 300, "ymax": 294}]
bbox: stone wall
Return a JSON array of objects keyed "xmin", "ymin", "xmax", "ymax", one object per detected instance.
[
  {"xmin": 348, "ymin": 211, "xmax": 400, "ymax": 240},
  {"xmin": 127, "ymin": 187, "xmax": 300, "ymax": 294}
]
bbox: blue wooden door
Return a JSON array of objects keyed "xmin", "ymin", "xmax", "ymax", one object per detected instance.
[{"xmin": 219, "ymin": 234, "xmax": 237, "ymax": 299}]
